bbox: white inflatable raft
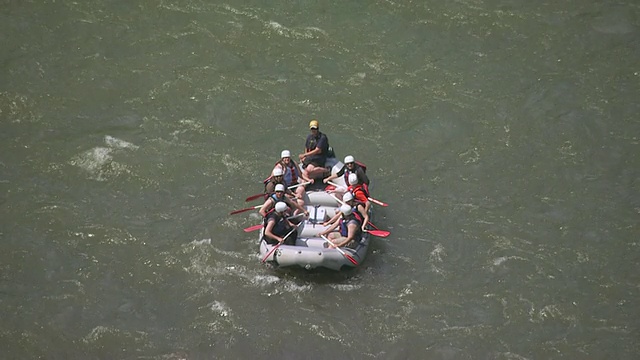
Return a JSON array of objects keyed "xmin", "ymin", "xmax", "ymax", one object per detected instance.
[{"xmin": 258, "ymin": 160, "xmax": 371, "ymax": 271}]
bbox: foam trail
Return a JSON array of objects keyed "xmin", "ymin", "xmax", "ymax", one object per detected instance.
[{"xmin": 104, "ymin": 135, "xmax": 139, "ymax": 150}]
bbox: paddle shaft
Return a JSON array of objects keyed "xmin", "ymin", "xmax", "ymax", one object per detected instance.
[
  {"xmin": 365, "ymin": 229, "xmax": 390, "ymax": 238},
  {"xmin": 230, "ymin": 204, "xmax": 263, "ymax": 215},
  {"xmin": 368, "ymin": 197, "xmax": 388, "ymax": 207},
  {"xmin": 243, "ymin": 224, "xmax": 263, "ymax": 232},
  {"xmin": 327, "ymin": 180, "xmax": 346, "ymax": 190},
  {"xmin": 328, "ymin": 192, "xmax": 345, "ymax": 205},
  {"xmin": 320, "ymin": 235, "xmax": 358, "ymax": 265},
  {"xmin": 261, "ymin": 227, "xmax": 297, "ymax": 263}
]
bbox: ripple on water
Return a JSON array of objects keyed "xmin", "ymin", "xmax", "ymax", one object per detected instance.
[
  {"xmin": 591, "ymin": 5, "xmax": 637, "ymax": 35},
  {"xmin": 104, "ymin": 135, "xmax": 139, "ymax": 150},
  {"xmin": 181, "ymin": 240, "xmax": 315, "ymax": 297},
  {"xmin": 208, "ymin": 300, "xmax": 231, "ymax": 317},
  {"xmin": 82, "ymin": 325, "xmax": 150, "ymax": 349},
  {"xmin": 69, "ymin": 135, "xmax": 139, "ymax": 181}
]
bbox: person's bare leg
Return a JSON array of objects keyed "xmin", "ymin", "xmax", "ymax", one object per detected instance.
[
  {"xmin": 295, "ymin": 186, "xmax": 306, "ymax": 207},
  {"xmin": 305, "ymin": 164, "xmax": 328, "ymax": 179}
]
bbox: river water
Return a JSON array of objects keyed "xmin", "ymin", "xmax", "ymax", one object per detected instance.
[{"xmin": 1, "ymin": 1, "xmax": 639, "ymax": 359}]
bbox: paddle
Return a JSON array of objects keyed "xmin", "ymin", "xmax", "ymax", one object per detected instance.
[
  {"xmin": 329, "ymin": 193, "xmax": 390, "ymax": 236},
  {"xmin": 245, "ymin": 193, "xmax": 266, "ymax": 202},
  {"xmin": 290, "ymin": 181, "xmax": 312, "ymax": 189},
  {"xmin": 320, "ymin": 235, "xmax": 358, "ymax": 265},
  {"xmin": 366, "ymin": 222, "xmax": 391, "ymax": 236},
  {"xmin": 245, "ymin": 181, "xmax": 312, "ymax": 202},
  {"xmin": 327, "ymin": 180, "xmax": 348, "ymax": 191},
  {"xmin": 261, "ymin": 227, "xmax": 297, "ymax": 263},
  {"xmin": 229, "ymin": 204, "xmax": 263, "ymax": 215},
  {"xmin": 328, "ymin": 181, "xmax": 387, "ymax": 206},
  {"xmin": 364, "ymin": 229, "xmax": 390, "ymax": 238},
  {"xmin": 243, "ymin": 224, "xmax": 263, "ymax": 232},
  {"xmin": 327, "ymin": 192, "xmax": 345, "ymax": 205},
  {"xmin": 367, "ymin": 197, "xmax": 388, "ymax": 207}
]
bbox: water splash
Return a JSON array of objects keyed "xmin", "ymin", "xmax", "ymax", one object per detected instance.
[
  {"xmin": 104, "ymin": 135, "xmax": 139, "ymax": 150},
  {"xmin": 69, "ymin": 135, "xmax": 139, "ymax": 180}
]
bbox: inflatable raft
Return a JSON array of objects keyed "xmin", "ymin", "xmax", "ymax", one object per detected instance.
[{"xmin": 259, "ymin": 160, "xmax": 371, "ymax": 271}]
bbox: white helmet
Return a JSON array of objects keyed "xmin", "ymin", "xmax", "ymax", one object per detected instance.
[
  {"xmin": 272, "ymin": 167, "xmax": 284, "ymax": 177},
  {"xmin": 344, "ymin": 155, "xmax": 355, "ymax": 164},
  {"xmin": 340, "ymin": 204, "xmax": 352, "ymax": 216},
  {"xmin": 274, "ymin": 184, "xmax": 285, "ymax": 192},
  {"xmin": 348, "ymin": 173, "xmax": 359, "ymax": 185},
  {"xmin": 275, "ymin": 201, "xmax": 288, "ymax": 213},
  {"xmin": 281, "ymin": 150, "xmax": 291, "ymax": 158},
  {"xmin": 342, "ymin": 192, "xmax": 354, "ymax": 202}
]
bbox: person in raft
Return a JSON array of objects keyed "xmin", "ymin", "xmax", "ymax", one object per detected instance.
[{"xmin": 299, "ymin": 119, "xmax": 330, "ymax": 180}]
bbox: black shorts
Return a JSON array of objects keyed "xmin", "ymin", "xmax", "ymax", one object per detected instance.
[{"xmin": 302, "ymin": 157, "xmax": 324, "ymax": 168}]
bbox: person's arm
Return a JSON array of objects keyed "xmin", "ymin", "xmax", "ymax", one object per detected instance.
[
  {"xmin": 357, "ymin": 167, "xmax": 370, "ymax": 186},
  {"xmin": 299, "ymin": 136, "xmax": 313, "ymax": 161},
  {"xmin": 293, "ymin": 161, "xmax": 311, "ymax": 183},
  {"xmin": 303, "ymin": 146, "xmax": 321, "ymax": 158},
  {"xmin": 364, "ymin": 200, "xmax": 372, "ymax": 217},
  {"xmin": 318, "ymin": 219, "xmax": 340, "ymax": 237},
  {"xmin": 286, "ymin": 219, "xmax": 298, "ymax": 228},
  {"xmin": 359, "ymin": 204, "xmax": 370, "ymax": 232},
  {"xmin": 287, "ymin": 198, "xmax": 309, "ymax": 217},
  {"xmin": 323, "ymin": 166, "xmax": 344, "ymax": 183},
  {"xmin": 322, "ymin": 210, "xmax": 341, "ymax": 226},
  {"xmin": 264, "ymin": 219, "xmax": 284, "ymax": 243},
  {"xmin": 323, "ymin": 173, "xmax": 337, "ymax": 183},
  {"xmin": 265, "ymin": 181, "xmax": 275, "ymax": 195},
  {"xmin": 259, "ymin": 198, "xmax": 273, "ymax": 217},
  {"xmin": 332, "ymin": 222, "xmax": 357, "ymax": 247},
  {"xmin": 316, "ymin": 134, "xmax": 328, "ymax": 155}
]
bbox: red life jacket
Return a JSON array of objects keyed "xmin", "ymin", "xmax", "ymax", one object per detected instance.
[
  {"xmin": 348, "ymin": 184, "xmax": 369, "ymax": 203},
  {"xmin": 275, "ymin": 161, "xmax": 299, "ymax": 185}
]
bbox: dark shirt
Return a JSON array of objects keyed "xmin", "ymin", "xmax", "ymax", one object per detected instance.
[
  {"xmin": 337, "ymin": 164, "xmax": 369, "ymax": 186},
  {"xmin": 263, "ymin": 212, "xmax": 296, "ymax": 245},
  {"xmin": 264, "ymin": 212, "xmax": 289, "ymax": 235},
  {"xmin": 304, "ymin": 131, "xmax": 329, "ymax": 167}
]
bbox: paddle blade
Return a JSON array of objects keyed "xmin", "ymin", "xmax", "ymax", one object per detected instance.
[
  {"xmin": 230, "ymin": 207, "xmax": 253, "ymax": 215},
  {"xmin": 367, "ymin": 222, "xmax": 379, "ymax": 230},
  {"xmin": 230, "ymin": 204, "xmax": 262, "ymax": 215},
  {"xmin": 368, "ymin": 197, "xmax": 388, "ymax": 207},
  {"xmin": 289, "ymin": 181, "xmax": 311, "ymax": 190},
  {"xmin": 367, "ymin": 229, "xmax": 390, "ymax": 238},
  {"xmin": 344, "ymin": 253, "xmax": 359, "ymax": 265},
  {"xmin": 245, "ymin": 193, "xmax": 265, "ymax": 202},
  {"xmin": 261, "ymin": 244, "xmax": 281, "ymax": 263},
  {"xmin": 321, "ymin": 235, "xmax": 359, "ymax": 265},
  {"xmin": 243, "ymin": 224, "xmax": 263, "ymax": 232}
]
